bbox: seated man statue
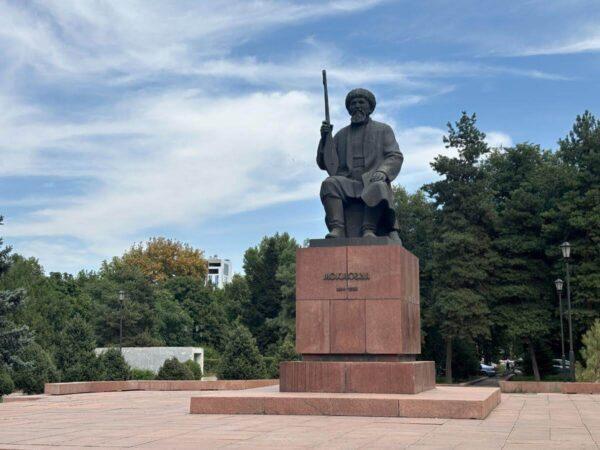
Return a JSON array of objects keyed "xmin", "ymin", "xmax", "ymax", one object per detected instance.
[{"xmin": 317, "ymin": 88, "xmax": 403, "ymax": 240}]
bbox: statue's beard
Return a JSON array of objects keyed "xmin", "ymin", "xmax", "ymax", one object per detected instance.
[{"xmin": 350, "ymin": 109, "xmax": 369, "ymax": 124}]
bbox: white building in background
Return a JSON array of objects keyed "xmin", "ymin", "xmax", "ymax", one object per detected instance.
[
  {"xmin": 206, "ymin": 256, "xmax": 232, "ymax": 288},
  {"xmin": 95, "ymin": 347, "xmax": 204, "ymax": 374}
]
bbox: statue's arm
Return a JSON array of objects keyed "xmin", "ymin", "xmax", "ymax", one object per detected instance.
[
  {"xmin": 316, "ymin": 138, "xmax": 326, "ymax": 170},
  {"xmin": 377, "ymin": 125, "xmax": 404, "ymax": 182}
]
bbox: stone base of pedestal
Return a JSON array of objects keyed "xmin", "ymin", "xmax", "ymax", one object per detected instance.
[
  {"xmin": 280, "ymin": 361, "xmax": 435, "ymax": 394},
  {"xmin": 189, "ymin": 386, "xmax": 501, "ymax": 420}
]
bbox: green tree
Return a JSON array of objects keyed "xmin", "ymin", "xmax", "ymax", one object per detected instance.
[
  {"xmin": 218, "ymin": 322, "xmax": 266, "ymax": 380},
  {"xmin": 0, "ymin": 370, "xmax": 14, "ymax": 398},
  {"xmin": 576, "ymin": 319, "xmax": 600, "ymax": 382},
  {"xmin": 164, "ymin": 277, "xmax": 228, "ymax": 350},
  {"xmin": 393, "ymin": 187, "xmax": 438, "ymax": 361},
  {"xmin": 543, "ymin": 112, "xmax": 600, "ymax": 344},
  {"xmin": 12, "ymin": 342, "xmax": 59, "ymax": 394},
  {"xmin": 184, "ymin": 359, "xmax": 203, "ymax": 380},
  {"xmin": 156, "ymin": 357, "xmax": 194, "ymax": 380},
  {"xmin": 485, "ymin": 144, "xmax": 557, "ymax": 380},
  {"xmin": 155, "ymin": 291, "xmax": 193, "ymax": 346},
  {"xmin": 221, "ymin": 274, "xmax": 250, "ymax": 322},
  {"xmin": 98, "ymin": 349, "xmax": 131, "ymax": 381},
  {"xmin": 54, "ymin": 316, "xmax": 102, "ymax": 382},
  {"xmin": 424, "ymin": 113, "xmax": 495, "ymax": 383},
  {"xmin": 0, "ymin": 217, "xmax": 31, "ymax": 370},
  {"xmin": 243, "ymin": 233, "xmax": 298, "ymax": 352},
  {"xmin": 90, "ymin": 261, "xmax": 160, "ymax": 346},
  {"xmin": 3, "ymin": 260, "xmax": 90, "ymax": 357}
]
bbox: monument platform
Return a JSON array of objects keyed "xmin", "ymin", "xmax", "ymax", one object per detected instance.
[{"xmin": 189, "ymin": 385, "xmax": 501, "ymax": 419}]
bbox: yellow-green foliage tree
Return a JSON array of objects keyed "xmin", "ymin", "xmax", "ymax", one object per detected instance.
[
  {"xmin": 120, "ymin": 237, "xmax": 207, "ymax": 283},
  {"xmin": 576, "ymin": 319, "xmax": 600, "ymax": 382}
]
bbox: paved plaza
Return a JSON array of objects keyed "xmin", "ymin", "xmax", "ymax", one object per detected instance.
[{"xmin": 1, "ymin": 387, "xmax": 599, "ymax": 449}]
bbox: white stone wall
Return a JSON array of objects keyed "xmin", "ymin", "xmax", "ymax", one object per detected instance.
[{"xmin": 95, "ymin": 347, "xmax": 204, "ymax": 374}]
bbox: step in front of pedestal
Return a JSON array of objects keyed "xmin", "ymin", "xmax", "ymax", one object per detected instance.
[{"xmin": 189, "ymin": 386, "xmax": 501, "ymax": 420}]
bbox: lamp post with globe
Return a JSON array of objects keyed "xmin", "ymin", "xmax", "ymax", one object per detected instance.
[
  {"xmin": 554, "ymin": 278, "xmax": 566, "ymax": 373},
  {"xmin": 560, "ymin": 242, "xmax": 575, "ymax": 381}
]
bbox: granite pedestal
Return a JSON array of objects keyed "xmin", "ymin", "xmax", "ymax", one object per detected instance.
[{"xmin": 283, "ymin": 237, "xmax": 434, "ymax": 394}]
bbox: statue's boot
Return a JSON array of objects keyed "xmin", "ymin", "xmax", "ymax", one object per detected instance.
[
  {"xmin": 361, "ymin": 203, "xmax": 382, "ymax": 238},
  {"xmin": 324, "ymin": 196, "xmax": 345, "ymax": 238}
]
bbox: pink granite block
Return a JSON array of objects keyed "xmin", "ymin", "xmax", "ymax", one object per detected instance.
[
  {"xmin": 264, "ymin": 396, "xmax": 332, "ymax": 415},
  {"xmin": 296, "ymin": 247, "xmax": 347, "ymax": 300},
  {"xmin": 330, "ymin": 299, "xmax": 366, "ymax": 353},
  {"xmin": 346, "ymin": 362, "xmax": 435, "ymax": 394},
  {"xmin": 190, "ymin": 396, "xmax": 264, "ymax": 414},
  {"xmin": 296, "ymin": 300, "xmax": 330, "ymax": 354},
  {"xmin": 346, "ymin": 246, "xmax": 404, "ymax": 300},
  {"xmin": 280, "ymin": 361, "xmax": 346, "ymax": 392},
  {"xmin": 329, "ymin": 397, "xmax": 399, "ymax": 417}
]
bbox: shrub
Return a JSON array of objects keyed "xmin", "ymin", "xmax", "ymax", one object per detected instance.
[
  {"xmin": 184, "ymin": 360, "xmax": 202, "ymax": 380},
  {"xmin": 269, "ymin": 336, "xmax": 300, "ymax": 378},
  {"xmin": 264, "ymin": 357, "xmax": 277, "ymax": 378},
  {"xmin": 12, "ymin": 343, "xmax": 59, "ymax": 394},
  {"xmin": 130, "ymin": 368, "xmax": 155, "ymax": 380},
  {"xmin": 98, "ymin": 349, "xmax": 131, "ymax": 381},
  {"xmin": 156, "ymin": 357, "xmax": 194, "ymax": 380},
  {"xmin": 218, "ymin": 322, "xmax": 266, "ymax": 380},
  {"xmin": 0, "ymin": 370, "xmax": 14, "ymax": 398},
  {"xmin": 577, "ymin": 319, "xmax": 600, "ymax": 382}
]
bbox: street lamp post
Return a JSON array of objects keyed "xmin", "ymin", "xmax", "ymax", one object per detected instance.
[
  {"xmin": 119, "ymin": 290, "xmax": 125, "ymax": 352},
  {"xmin": 560, "ymin": 242, "xmax": 575, "ymax": 381},
  {"xmin": 554, "ymin": 278, "xmax": 566, "ymax": 373}
]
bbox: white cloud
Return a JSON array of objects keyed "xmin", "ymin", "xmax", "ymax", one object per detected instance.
[
  {"xmin": 4, "ymin": 89, "xmax": 322, "ymax": 239},
  {"xmin": 0, "ymin": 0, "xmax": 385, "ymax": 80},
  {"xmin": 505, "ymin": 30, "xmax": 600, "ymax": 57},
  {"xmin": 485, "ymin": 132, "xmax": 513, "ymax": 149}
]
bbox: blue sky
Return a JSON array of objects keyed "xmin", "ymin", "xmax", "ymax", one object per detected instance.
[{"xmin": 1, "ymin": 0, "xmax": 599, "ymax": 275}]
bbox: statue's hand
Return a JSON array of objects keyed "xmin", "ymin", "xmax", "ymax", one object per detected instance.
[
  {"xmin": 320, "ymin": 121, "xmax": 333, "ymax": 139},
  {"xmin": 370, "ymin": 171, "xmax": 387, "ymax": 182}
]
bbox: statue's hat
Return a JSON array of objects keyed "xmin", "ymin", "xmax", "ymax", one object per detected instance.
[{"xmin": 345, "ymin": 88, "xmax": 376, "ymax": 112}]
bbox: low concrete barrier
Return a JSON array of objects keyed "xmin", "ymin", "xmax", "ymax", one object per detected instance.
[
  {"xmin": 561, "ymin": 382, "xmax": 600, "ymax": 394},
  {"xmin": 45, "ymin": 379, "xmax": 278, "ymax": 395},
  {"xmin": 500, "ymin": 381, "xmax": 600, "ymax": 394},
  {"xmin": 499, "ymin": 381, "xmax": 562, "ymax": 393}
]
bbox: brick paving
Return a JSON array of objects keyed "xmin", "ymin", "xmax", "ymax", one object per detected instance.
[{"xmin": 1, "ymin": 387, "xmax": 599, "ymax": 449}]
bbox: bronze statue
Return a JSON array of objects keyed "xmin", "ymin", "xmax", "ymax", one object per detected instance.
[{"xmin": 317, "ymin": 71, "xmax": 403, "ymax": 241}]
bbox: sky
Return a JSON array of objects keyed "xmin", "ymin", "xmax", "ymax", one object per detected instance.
[{"xmin": 1, "ymin": 0, "xmax": 599, "ymax": 275}]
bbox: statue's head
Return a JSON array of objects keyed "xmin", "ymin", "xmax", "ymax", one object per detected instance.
[{"xmin": 345, "ymin": 88, "xmax": 376, "ymax": 124}]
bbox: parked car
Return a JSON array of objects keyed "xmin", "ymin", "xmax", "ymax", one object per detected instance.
[
  {"xmin": 552, "ymin": 358, "xmax": 570, "ymax": 375},
  {"xmin": 480, "ymin": 363, "xmax": 496, "ymax": 377}
]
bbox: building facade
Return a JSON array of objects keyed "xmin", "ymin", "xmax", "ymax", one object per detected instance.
[{"xmin": 206, "ymin": 256, "xmax": 232, "ymax": 288}]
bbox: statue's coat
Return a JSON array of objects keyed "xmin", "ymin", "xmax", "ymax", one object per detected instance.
[{"xmin": 317, "ymin": 119, "xmax": 403, "ymax": 232}]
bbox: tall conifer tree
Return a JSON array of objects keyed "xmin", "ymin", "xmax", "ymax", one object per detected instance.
[
  {"xmin": 424, "ymin": 113, "xmax": 495, "ymax": 383},
  {"xmin": 486, "ymin": 144, "xmax": 556, "ymax": 380},
  {"xmin": 544, "ymin": 112, "xmax": 600, "ymax": 343}
]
